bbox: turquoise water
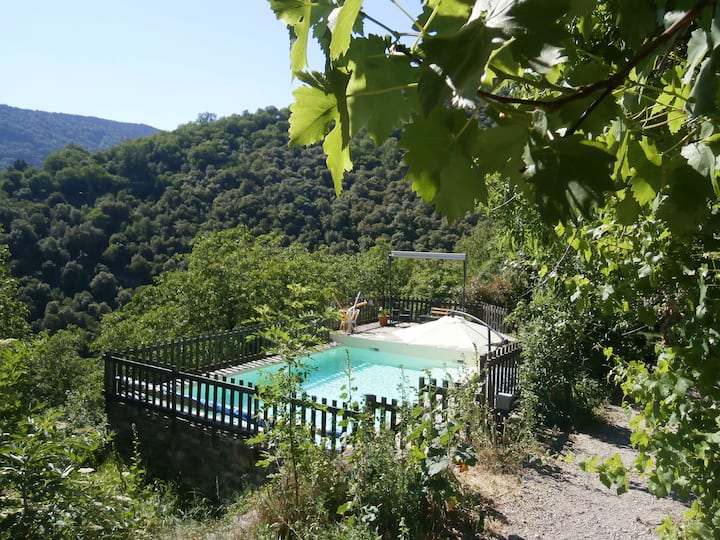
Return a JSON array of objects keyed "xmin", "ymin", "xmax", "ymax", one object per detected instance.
[{"xmin": 227, "ymin": 345, "xmax": 469, "ymax": 404}]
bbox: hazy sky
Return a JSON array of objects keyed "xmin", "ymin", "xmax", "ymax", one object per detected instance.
[{"xmin": 2, "ymin": 1, "xmax": 412, "ymax": 131}]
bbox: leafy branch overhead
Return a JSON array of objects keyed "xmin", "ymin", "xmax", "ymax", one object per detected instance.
[{"xmin": 268, "ymin": 0, "xmax": 720, "ymax": 224}]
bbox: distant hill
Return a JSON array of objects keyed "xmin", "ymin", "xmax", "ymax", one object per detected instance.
[
  {"xmin": 0, "ymin": 107, "xmax": 481, "ymax": 334},
  {"xmin": 0, "ymin": 104, "xmax": 158, "ymax": 168}
]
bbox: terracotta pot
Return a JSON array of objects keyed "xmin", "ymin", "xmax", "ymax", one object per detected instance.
[{"xmin": 378, "ymin": 314, "xmax": 389, "ymax": 326}]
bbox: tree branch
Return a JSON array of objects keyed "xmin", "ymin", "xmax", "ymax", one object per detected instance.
[{"xmin": 477, "ymin": 0, "xmax": 715, "ymax": 112}]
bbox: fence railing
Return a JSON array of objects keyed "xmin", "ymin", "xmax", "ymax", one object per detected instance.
[
  {"xmin": 105, "ymin": 340, "xmax": 522, "ymax": 449},
  {"xmin": 121, "ymin": 324, "xmax": 269, "ymax": 373},
  {"xmin": 106, "ymin": 297, "xmax": 518, "ymax": 447},
  {"xmin": 371, "ymin": 297, "xmax": 511, "ymax": 333},
  {"xmin": 118, "ymin": 297, "xmax": 512, "ymax": 374},
  {"xmin": 481, "ymin": 341, "xmax": 522, "ymax": 408},
  {"xmin": 104, "ymin": 353, "xmax": 402, "ymax": 450}
]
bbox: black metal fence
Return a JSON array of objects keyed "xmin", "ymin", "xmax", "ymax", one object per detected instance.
[
  {"xmin": 105, "ymin": 340, "xmax": 521, "ymax": 449},
  {"xmin": 355, "ymin": 297, "xmax": 511, "ymax": 333},
  {"xmin": 121, "ymin": 324, "xmax": 268, "ymax": 373},
  {"xmin": 105, "ymin": 298, "xmax": 520, "ymax": 447},
  {"xmin": 105, "ymin": 353, "xmax": 398, "ymax": 450}
]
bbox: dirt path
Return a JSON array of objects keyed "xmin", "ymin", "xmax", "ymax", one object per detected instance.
[{"xmin": 472, "ymin": 406, "xmax": 689, "ymax": 539}]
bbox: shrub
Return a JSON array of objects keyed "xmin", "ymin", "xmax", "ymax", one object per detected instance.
[
  {"xmin": 0, "ymin": 412, "xmax": 175, "ymax": 539},
  {"xmin": 513, "ymin": 292, "xmax": 609, "ymax": 428}
]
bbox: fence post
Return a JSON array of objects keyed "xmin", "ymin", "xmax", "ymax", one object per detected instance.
[
  {"xmin": 103, "ymin": 352, "xmax": 113, "ymax": 402},
  {"xmin": 170, "ymin": 366, "xmax": 177, "ymax": 413}
]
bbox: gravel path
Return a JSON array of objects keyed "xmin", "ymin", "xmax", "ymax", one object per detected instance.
[{"xmin": 475, "ymin": 406, "xmax": 689, "ymax": 539}]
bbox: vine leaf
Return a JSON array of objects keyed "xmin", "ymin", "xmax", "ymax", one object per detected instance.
[
  {"xmin": 435, "ymin": 152, "xmax": 487, "ymax": 220},
  {"xmin": 345, "ymin": 36, "xmax": 418, "ymax": 143},
  {"xmin": 268, "ymin": 0, "xmax": 313, "ymax": 74},
  {"xmin": 400, "ymin": 107, "xmax": 487, "ymax": 220},
  {"xmin": 524, "ymin": 137, "xmax": 615, "ymax": 222},
  {"xmin": 657, "ymin": 163, "xmax": 713, "ymax": 233},
  {"xmin": 688, "ymin": 57, "xmax": 720, "ymax": 116},
  {"xmin": 684, "ymin": 28, "xmax": 710, "ymax": 85},
  {"xmin": 617, "ymin": 0, "xmax": 658, "ymax": 50},
  {"xmin": 324, "ymin": 121, "xmax": 353, "ymax": 193},
  {"xmin": 289, "ymin": 86, "xmax": 338, "ymax": 146},
  {"xmin": 421, "ymin": 19, "xmax": 498, "ymax": 99},
  {"xmin": 504, "ymin": 0, "xmax": 571, "ymax": 62},
  {"xmin": 425, "ymin": 0, "xmax": 473, "ymax": 19},
  {"xmin": 328, "ymin": 0, "xmax": 363, "ymax": 60},
  {"xmin": 614, "ymin": 192, "xmax": 641, "ymax": 225},
  {"xmin": 686, "ymin": 8, "xmax": 720, "ymax": 116},
  {"xmin": 470, "ymin": 123, "xmax": 528, "ymax": 184},
  {"xmin": 682, "ymin": 141, "xmax": 716, "ymax": 180},
  {"xmin": 627, "ymin": 136, "xmax": 662, "ymax": 205},
  {"xmin": 289, "ymin": 83, "xmax": 351, "ymax": 194}
]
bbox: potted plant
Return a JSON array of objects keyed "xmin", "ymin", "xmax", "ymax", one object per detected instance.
[{"xmin": 377, "ymin": 306, "xmax": 389, "ymax": 326}]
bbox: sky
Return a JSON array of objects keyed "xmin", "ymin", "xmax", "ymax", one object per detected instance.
[{"xmin": 2, "ymin": 1, "xmax": 412, "ymax": 131}]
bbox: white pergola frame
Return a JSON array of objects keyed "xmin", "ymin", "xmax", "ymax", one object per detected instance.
[{"xmin": 387, "ymin": 250, "xmax": 467, "ymax": 308}]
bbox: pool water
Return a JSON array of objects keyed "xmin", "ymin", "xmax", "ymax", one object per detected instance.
[{"xmin": 227, "ymin": 345, "xmax": 469, "ymax": 404}]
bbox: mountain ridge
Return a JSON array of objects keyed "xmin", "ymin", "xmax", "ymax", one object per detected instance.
[{"xmin": 0, "ymin": 104, "xmax": 159, "ymax": 168}]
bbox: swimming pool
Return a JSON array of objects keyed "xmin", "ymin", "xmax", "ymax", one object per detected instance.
[{"xmin": 227, "ymin": 344, "xmax": 471, "ymax": 404}]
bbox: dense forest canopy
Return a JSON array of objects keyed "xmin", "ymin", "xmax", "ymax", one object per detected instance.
[
  {"xmin": 0, "ymin": 104, "xmax": 158, "ymax": 169},
  {"xmin": 0, "ymin": 107, "xmax": 481, "ymax": 334}
]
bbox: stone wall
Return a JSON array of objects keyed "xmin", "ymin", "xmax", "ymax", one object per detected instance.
[{"xmin": 106, "ymin": 401, "xmax": 266, "ymax": 500}]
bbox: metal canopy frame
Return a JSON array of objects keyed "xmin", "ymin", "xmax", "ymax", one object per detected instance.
[{"xmin": 387, "ymin": 250, "xmax": 467, "ymax": 309}]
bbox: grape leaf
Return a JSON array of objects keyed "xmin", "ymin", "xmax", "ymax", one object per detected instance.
[
  {"xmin": 289, "ymin": 83, "xmax": 352, "ymax": 194},
  {"xmin": 425, "ymin": 0, "xmax": 473, "ymax": 19},
  {"xmin": 505, "ymin": 0, "xmax": 571, "ymax": 61},
  {"xmin": 525, "ymin": 136, "xmax": 615, "ymax": 222},
  {"xmin": 470, "ymin": 123, "xmax": 528, "ymax": 184},
  {"xmin": 418, "ymin": 64, "xmax": 452, "ymax": 116},
  {"xmin": 268, "ymin": 0, "xmax": 312, "ymax": 73},
  {"xmin": 401, "ymin": 107, "xmax": 488, "ymax": 220},
  {"xmin": 528, "ymin": 44, "xmax": 568, "ymax": 74},
  {"xmin": 328, "ymin": 0, "xmax": 363, "ymax": 60},
  {"xmin": 627, "ymin": 137, "xmax": 662, "ymax": 205},
  {"xmin": 688, "ymin": 56, "xmax": 720, "ymax": 117},
  {"xmin": 617, "ymin": 0, "xmax": 658, "ymax": 50},
  {"xmin": 682, "ymin": 141, "xmax": 716, "ymax": 179},
  {"xmin": 657, "ymin": 163, "xmax": 712, "ymax": 234},
  {"xmin": 630, "ymin": 178, "xmax": 657, "ymax": 206},
  {"xmin": 345, "ymin": 36, "xmax": 418, "ymax": 142},
  {"xmin": 473, "ymin": 0, "xmax": 516, "ymax": 30},
  {"xmin": 323, "ymin": 120, "xmax": 353, "ymax": 195},
  {"xmin": 434, "ymin": 151, "xmax": 486, "ymax": 219},
  {"xmin": 614, "ymin": 191, "xmax": 641, "ymax": 225},
  {"xmin": 421, "ymin": 18, "xmax": 498, "ymax": 99},
  {"xmin": 401, "ymin": 109, "xmax": 454, "ymax": 200},
  {"xmin": 687, "ymin": 8, "xmax": 720, "ymax": 116},
  {"xmin": 684, "ymin": 28, "xmax": 709, "ymax": 85},
  {"xmin": 289, "ymin": 86, "xmax": 338, "ymax": 146}
]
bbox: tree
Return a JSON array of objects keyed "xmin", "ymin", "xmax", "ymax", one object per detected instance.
[
  {"xmin": 267, "ymin": 0, "xmax": 715, "ymax": 220},
  {"xmin": 266, "ymin": 0, "xmax": 720, "ymax": 534},
  {"xmin": 0, "ymin": 238, "xmax": 29, "ymax": 338},
  {"xmin": 96, "ymin": 226, "xmax": 345, "ymax": 350}
]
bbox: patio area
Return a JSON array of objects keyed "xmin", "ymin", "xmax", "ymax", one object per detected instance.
[{"xmin": 334, "ymin": 309, "xmax": 517, "ymax": 358}]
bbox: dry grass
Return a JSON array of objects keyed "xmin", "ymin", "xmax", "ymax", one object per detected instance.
[{"xmin": 157, "ymin": 495, "xmax": 264, "ymax": 540}]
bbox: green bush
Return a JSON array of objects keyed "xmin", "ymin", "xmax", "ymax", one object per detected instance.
[
  {"xmin": 250, "ymin": 346, "xmax": 494, "ymax": 539},
  {"xmin": 0, "ymin": 335, "xmax": 176, "ymax": 539},
  {"xmin": 0, "ymin": 411, "xmax": 175, "ymax": 539},
  {"xmin": 514, "ymin": 292, "xmax": 609, "ymax": 428}
]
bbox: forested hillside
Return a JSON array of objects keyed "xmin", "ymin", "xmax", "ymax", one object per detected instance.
[
  {"xmin": 0, "ymin": 107, "xmax": 479, "ymax": 333},
  {"xmin": 0, "ymin": 104, "xmax": 158, "ymax": 168}
]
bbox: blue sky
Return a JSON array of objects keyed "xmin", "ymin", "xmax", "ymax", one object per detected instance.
[{"xmin": 2, "ymin": 1, "xmax": 413, "ymax": 131}]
